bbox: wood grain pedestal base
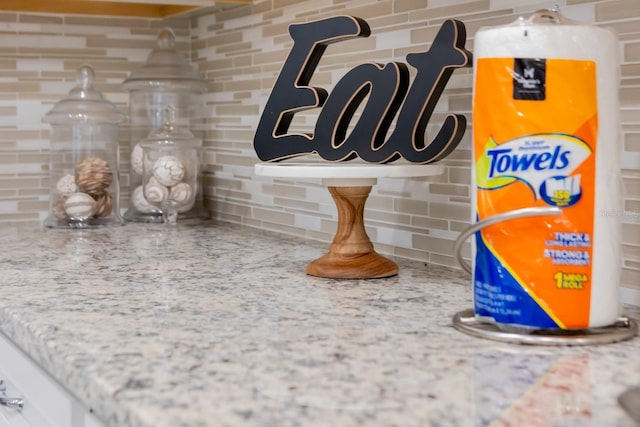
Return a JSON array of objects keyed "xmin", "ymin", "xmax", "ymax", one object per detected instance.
[
  {"xmin": 306, "ymin": 185, "xmax": 398, "ymax": 279},
  {"xmin": 254, "ymin": 161, "xmax": 444, "ymax": 279}
]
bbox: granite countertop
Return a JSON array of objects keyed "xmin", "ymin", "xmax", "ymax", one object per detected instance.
[{"xmin": 0, "ymin": 221, "xmax": 638, "ymax": 427}]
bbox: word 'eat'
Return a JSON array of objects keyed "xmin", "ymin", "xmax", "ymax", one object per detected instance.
[{"xmin": 254, "ymin": 16, "xmax": 472, "ymax": 164}]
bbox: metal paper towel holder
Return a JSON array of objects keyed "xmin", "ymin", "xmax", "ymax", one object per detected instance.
[{"xmin": 452, "ymin": 207, "xmax": 638, "ymax": 346}]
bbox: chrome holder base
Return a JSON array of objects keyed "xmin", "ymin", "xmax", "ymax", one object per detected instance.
[{"xmin": 452, "ymin": 309, "xmax": 638, "ymax": 346}]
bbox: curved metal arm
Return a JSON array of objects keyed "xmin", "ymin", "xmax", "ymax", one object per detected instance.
[{"xmin": 454, "ymin": 207, "xmax": 562, "ymax": 275}]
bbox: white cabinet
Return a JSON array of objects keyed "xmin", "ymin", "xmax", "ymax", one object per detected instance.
[{"xmin": 0, "ymin": 332, "xmax": 107, "ymax": 427}]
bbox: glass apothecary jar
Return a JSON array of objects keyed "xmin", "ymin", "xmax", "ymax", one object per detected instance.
[
  {"xmin": 123, "ymin": 27, "xmax": 208, "ymax": 223},
  {"xmin": 44, "ymin": 64, "xmax": 125, "ymax": 229},
  {"xmin": 138, "ymin": 114, "xmax": 202, "ymax": 224}
]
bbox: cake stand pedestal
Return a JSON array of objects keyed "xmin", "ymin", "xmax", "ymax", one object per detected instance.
[{"xmin": 255, "ymin": 161, "xmax": 444, "ymax": 279}]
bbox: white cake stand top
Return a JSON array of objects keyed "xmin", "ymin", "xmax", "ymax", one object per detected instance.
[{"xmin": 255, "ymin": 159, "xmax": 444, "ymax": 187}]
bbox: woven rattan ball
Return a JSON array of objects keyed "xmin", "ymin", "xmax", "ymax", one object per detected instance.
[
  {"xmin": 75, "ymin": 157, "xmax": 113, "ymax": 196},
  {"xmin": 93, "ymin": 192, "xmax": 113, "ymax": 218}
]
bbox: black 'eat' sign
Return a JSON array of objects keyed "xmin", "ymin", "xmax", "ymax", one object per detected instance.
[{"xmin": 254, "ymin": 16, "xmax": 472, "ymax": 164}]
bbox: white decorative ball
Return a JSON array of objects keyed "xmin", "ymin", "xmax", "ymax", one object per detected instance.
[
  {"xmin": 56, "ymin": 174, "xmax": 78, "ymax": 194},
  {"xmin": 144, "ymin": 180, "xmax": 169, "ymax": 203},
  {"xmin": 152, "ymin": 155, "xmax": 185, "ymax": 187},
  {"xmin": 64, "ymin": 192, "xmax": 96, "ymax": 220},
  {"xmin": 132, "ymin": 185, "xmax": 157, "ymax": 214},
  {"xmin": 131, "ymin": 143, "xmax": 144, "ymax": 176},
  {"xmin": 169, "ymin": 182, "xmax": 193, "ymax": 204}
]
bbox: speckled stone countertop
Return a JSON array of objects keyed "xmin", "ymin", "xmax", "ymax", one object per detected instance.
[{"xmin": 0, "ymin": 221, "xmax": 638, "ymax": 427}]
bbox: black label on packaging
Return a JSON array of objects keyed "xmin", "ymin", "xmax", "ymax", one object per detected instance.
[{"xmin": 513, "ymin": 58, "xmax": 546, "ymax": 101}]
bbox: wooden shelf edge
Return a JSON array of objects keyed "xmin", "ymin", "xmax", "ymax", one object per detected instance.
[{"xmin": 0, "ymin": 0, "xmax": 252, "ymax": 18}]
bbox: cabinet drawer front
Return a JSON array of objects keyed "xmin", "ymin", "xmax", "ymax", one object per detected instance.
[{"xmin": 0, "ymin": 332, "xmax": 107, "ymax": 427}]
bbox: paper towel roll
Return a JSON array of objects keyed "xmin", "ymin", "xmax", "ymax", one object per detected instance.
[{"xmin": 472, "ymin": 10, "xmax": 621, "ymax": 328}]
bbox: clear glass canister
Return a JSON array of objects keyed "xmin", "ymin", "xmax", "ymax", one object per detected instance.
[
  {"xmin": 44, "ymin": 64, "xmax": 125, "ymax": 228},
  {"xmin": 123, "ymin": 27, "xmax": 208, "ymax": 223},
  {"xmin": 138, "ymin": 113, "xmax": 202, "ymax": 224}
]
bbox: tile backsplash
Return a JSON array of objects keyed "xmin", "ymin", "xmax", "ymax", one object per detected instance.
[{"xmin": 0, "ymin": 0, "xmax": 638, "ymax": 303}]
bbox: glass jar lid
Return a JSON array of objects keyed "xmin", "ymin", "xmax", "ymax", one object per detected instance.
[
  {"xmin": 140, "ymin": 107, "xmax": 202, "ymax": 149},
  {"xmin": 44, "ymin": 64, "xmax": 125, "ymax": 124},
  {"xmin": 123, "ymin": 27, "xmax": 207, "ymax": 92}
]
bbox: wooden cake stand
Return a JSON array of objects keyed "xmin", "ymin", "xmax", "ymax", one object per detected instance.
[{"xmin": 255, "ymin": 160, "xmax": 444, "ymax": 279}]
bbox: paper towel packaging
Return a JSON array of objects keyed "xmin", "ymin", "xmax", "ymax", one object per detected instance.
[{"xmin": 471, "ymin": 10, "xmax": 622, "ymax": 329}]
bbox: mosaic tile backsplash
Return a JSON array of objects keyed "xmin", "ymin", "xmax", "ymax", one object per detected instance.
[{"xmin": 0, "ymin": 0, "xmax": 638, "ymax": 302}]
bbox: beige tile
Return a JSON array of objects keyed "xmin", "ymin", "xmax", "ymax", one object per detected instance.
[
  {"xmin": 0, "ymin": 13, "xmax": 17, "ymax": 22},
  {"xmin": 253, "ymin": 207, "xmax": 295, "ymax": 225},
  {"xmin": 209, "ymin": 176, "xmax": 242, "ymax": 190},
  {"xmin": 19, "ymin": 14, "xmax": 63, "ymax": 24},
  {"xmin": 263, "ymin": 9, "xmax": 283, "ymax": 20},
  {"xmin": 411, "ymin": 216, "xmax": 449, "ymax": 231},
  {"xmin": 366, "ymin": 209, "xmax": 411, "ymax": 225},
  {"xmin": 602, "ymin": 19, "xmax": 640, "ymax": 35},
  {"xmin": 412, "ymin": 0, "xmax": 490, "ymax": 20},
  {"xmin": 394, "ymin": 198, "xmax": 429, "ymax": 215},
  {"xmin": 429, "ymin": 183, "xmax": 469, "ymax": 197},
  {"xmin": 413, "ymin": 233, "xmax": 455, "ymax": 256},
  {"xmin": 215, "ymin": 188, "xmax": 252, "ymax": 200},
  {"xmin": 596, "ymin": 0, "xmax": 640, "ymax": 22},
  {"xmin": 622, "ymin": 223, "xmax": 640, "ymax": 246},
  {"xmin": 338, "ymin": 1, "xmax": 395, "ymax": 19},
  {"xmin": 303, "ymin": 229, "xmax": 331, "ymax": 244},
  {"xmin": 0, "ymin": 178, "xmax": 40, "ymax": 188},
  {"xmin": 449, "ymin": 94, "xmax": 472, "ymax": 113},
  {"xmin": 273, "ymin": 197, "xmax": 321, "ymax": 212},
  {"xmin": 19, "ymin": 189, "xmax": 47, "ymax": 197},
  {"xmin": 369, "ymin": 13, "xmax": 409, "ymax": 30},
  {"xmin": 623, "ymin": 177, "xmax": 640, "ymax": 195},
  {"xmin": 0, "ymin": 213, "xmax": 39, "ymax": 221},
  {"xmin": 623, "ymin": 243, "xmax": 640, "ymax": 260},
  {"xmin": 17, "ymin": 200, "xmax": 48, "ymax": 211},
  {"xmin": 448, "ymin": 166, "xmax": 471, "ymax": 184},
  {"xmin": 464, "ymin": 15, "xmax": 520, "ymax": 37},
  {"xmin": 394, "ymin": 1, "xmax": 428, "ymax": 14},
  {"xmin": 260, "ymin": 220, "xmax": 309, "ymax": 238},
  {"xmin": 429, "ymin": 201, "xmax": 470, "ymax": 221},
  {"xmin": 212, "ymin": 210, "xmax": 244, "ymax": 223},
  {"xmin": 65, "ymin": 16, "xmax": 150, "ymax": 27},
  {"xmin": 263, "ymin": 183, "xmax": 306, "ymax": 199},
  {"xmin": 320, "ymin": 218, "xmax": 338, "ymax": 235},
  {"xmin": 219, "ymin": 156, "xmax": 258, "ymax": 174},
  {"xmin": 394, "ymin": 246, "xmax": 429, "ymax": 262},
  {"xmin": 273, "ymin": 0, "xmax": 300, "ymax": 9},
  {"xmin": 450, "ymin": 220, "xmax": 471, "ymax": 232},
  {"xmin": 223, "ymin": 79, "xmax": 263, "ymax": 92},
  {"xmin": 0, "ymin": 82, "xmax": 39, "ymax": 92},
  {"xmin": 621, "ymin": 268, "xmax": 640, "ymax": 289},
  {"xmin": 213, "ymin": 5, "xmax": 255, "ymax": 22},
  {"xmin": 367, "ymin": 195, "xmax": 393, "ymax": 211},
  {"xmin": 625, "ymin": 42, "xmax": 640, "ymax": 62},
  {"xmin": 429, "ymin": 252, "xmax": 458, "ymax": 268},
  {"xmin": 18, "ymin": 153, "xmax": 49, "ymax": 164},
  {"xmin": 214, "ymin": 200, "xmax": 252, "ymax": 217},
  {"xmin": 450, "ymin": 196, "xmax": 471, "ymax": 204},
  {"xmin": 626, "ymin": 199, "xmax": 640, "ymax": 213},
  {"xmin": 216, "ymin": 103, "xmax": 260, "ymax": 116},
  {"xmin": 626, "ymin": 132, "xmax": 640, "ymax": 152}
]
